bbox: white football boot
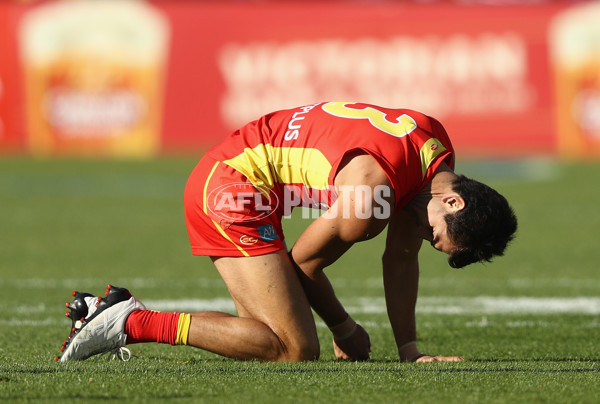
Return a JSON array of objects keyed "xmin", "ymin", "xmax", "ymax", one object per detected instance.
[{"xmin": 57, "ymin": 285, "xmax": 146, "ymax": 362}]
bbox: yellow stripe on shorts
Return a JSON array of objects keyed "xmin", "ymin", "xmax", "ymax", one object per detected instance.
[
  {"xmin": 202, "ymin": 161, "xmax": 250, "ymax": 257},
  {"xmin": 202, "ymin": 161, "xmax": 221, "ymax": 215}
]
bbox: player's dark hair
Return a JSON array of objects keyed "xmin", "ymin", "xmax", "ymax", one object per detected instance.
[{"xmin": 445, "ymin": 175, "xmax": 517, "ymax": 268}]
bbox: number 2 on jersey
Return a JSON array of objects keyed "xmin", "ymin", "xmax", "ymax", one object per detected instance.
[{"xmin": 322, "ymin": 102, "xmax": 417, "ymax": 138}]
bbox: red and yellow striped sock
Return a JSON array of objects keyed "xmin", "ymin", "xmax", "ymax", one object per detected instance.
[{"xmin": 125, "ymin": 310, "xmax": 191, "ymax": 345}]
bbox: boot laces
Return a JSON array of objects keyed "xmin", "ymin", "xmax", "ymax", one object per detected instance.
[{"xmin": 97, "ymin": 346, "xmax": 132, "ymax": 362}]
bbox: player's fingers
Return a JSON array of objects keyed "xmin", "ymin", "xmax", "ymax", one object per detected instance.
[
  {"xmin": 437, "ymin": 356, "xmax": 465, "ymax": 362},
  {"xmin": 415, "ymin": 355, "xmax": 464, "ymax": 363},
  {"xmin": 415, "ymin": 355, "xmax": 439, "ymax": 363}
]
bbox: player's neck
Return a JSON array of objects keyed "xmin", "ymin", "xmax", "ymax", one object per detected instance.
[
  {"xmin": 430, "ymin": 164, "xmax": 457, "ymax": 196},
  {"xmin": 406, "ymin": 165, "xmax": 457, "ymax": 225}
]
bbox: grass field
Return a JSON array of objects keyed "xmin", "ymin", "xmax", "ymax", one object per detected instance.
[{"xmin": 0, "ymin": 157, "xmax": 599, "ymax": 403}]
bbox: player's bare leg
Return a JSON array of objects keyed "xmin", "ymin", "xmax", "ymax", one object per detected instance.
[
  {"xmin": 56, "ymin": 251, "xmax": 318, "ymax": 362},
  {"xmin": 185, "ymin": 250, "xmax": 320, "ymax": 362}
]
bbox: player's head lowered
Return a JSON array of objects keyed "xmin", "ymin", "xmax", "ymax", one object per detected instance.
[{"xmin": 444, "ymin": 175, "xmax": 517, "ymax": 269}]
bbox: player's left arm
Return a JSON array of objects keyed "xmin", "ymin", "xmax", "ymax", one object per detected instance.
[{"xmin": 384, "ymin": 209, "xmax": 465, "ymax": 363}]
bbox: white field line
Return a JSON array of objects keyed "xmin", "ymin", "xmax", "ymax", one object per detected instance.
[
  {"xmin": 142, "ymin": 296, "xmax": 600, "ymax": 315},
  {"xmin": 3, "ymin": 277, "xmax": 600, "ymax": 291},
  {"xmin": 144, "ymin": 298, "xmax": 236, "ymax": 312},
  {"xmin": 4, "ymin": 296, "xmax": 600, "ymax": 328},
  {"xmin": 354, "ymin": 296, "xmax": 600, "ymax": 315}
]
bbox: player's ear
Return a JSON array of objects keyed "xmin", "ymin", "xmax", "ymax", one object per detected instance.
[{"xmin": 441, "ymin": 193, "xmax": 465, "ymax": 212}]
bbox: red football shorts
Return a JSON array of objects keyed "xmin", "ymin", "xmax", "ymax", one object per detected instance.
[{"xmin": 184, "ymin": 156, "xmax": 286, "ymax": 257}]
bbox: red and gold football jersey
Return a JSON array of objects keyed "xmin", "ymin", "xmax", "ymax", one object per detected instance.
[{"xmin": 207, "ymin": 102, "xmax": 455, "ymax": 212}]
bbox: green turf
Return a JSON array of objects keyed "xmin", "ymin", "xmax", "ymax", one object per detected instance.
[{"xmin": 0, "ymin": 157, "xmax": 598, "ymax": 403}]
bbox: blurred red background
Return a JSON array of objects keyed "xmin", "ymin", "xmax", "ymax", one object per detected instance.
[{"xmin": 1, "ymin": 0, "xmax": 599, "ymax": 158}]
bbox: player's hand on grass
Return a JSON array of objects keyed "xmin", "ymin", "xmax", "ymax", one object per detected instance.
[
  {"xmin": 414, "ymin": 354, "xmax": 465, "ymax": 362},
  {"xmin": 399, "ymin": 341, "xmax": 465, "ymax": 362},
  {"xmin": 332, "ymin": 323, "xmax": 371, "ymax": 361}
]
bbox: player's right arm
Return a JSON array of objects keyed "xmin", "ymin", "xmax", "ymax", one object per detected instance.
[
  {"xmin": 382, "ymin": 209, "xmax": 422, "ymax": 361},
  {"xmin": 383, "ymin": 209, "xmax": 464, "ymax": 362}
]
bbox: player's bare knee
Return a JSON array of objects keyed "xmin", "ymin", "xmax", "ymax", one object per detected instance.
[{"xmin": 283, "ymin": 338, "xmax": 320, "ymax": 362}]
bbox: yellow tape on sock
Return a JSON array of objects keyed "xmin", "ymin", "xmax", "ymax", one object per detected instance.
[{"xmin": 175, "ymin": 313, "xmax": 191, "ymax": 345}]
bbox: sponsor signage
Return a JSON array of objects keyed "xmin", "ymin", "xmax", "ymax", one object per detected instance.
[{"xmin": 1, "ymin": 1, "xmax": 598, "ymax": 158}]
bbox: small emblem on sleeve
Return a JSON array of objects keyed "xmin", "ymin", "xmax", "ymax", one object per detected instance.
[{"xmin": 420, "ymin": 138, "xmax": 446, "ymax": 177}]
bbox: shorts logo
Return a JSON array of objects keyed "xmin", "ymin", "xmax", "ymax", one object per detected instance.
[
  {"xmin": 207, "ymin": 182, "xmax": 279, "ymax": 223},
  {"xmin": 239, "ymin": 235, "xmax": 259, "ymax": 245},
  {"xmin": 258, "ymin": 224, "xmax": 279, "ymax": 241}
]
